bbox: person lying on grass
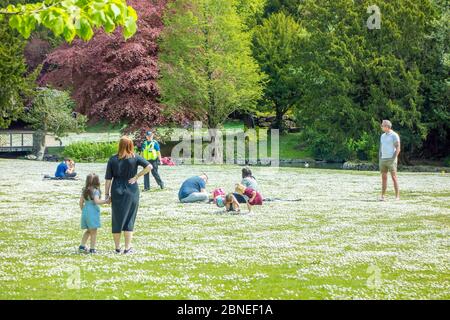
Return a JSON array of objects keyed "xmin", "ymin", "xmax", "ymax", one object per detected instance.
[
  {"xmin": 235, "ymin": 183, "xmax": 263, "ymax": 213},
  {"xmin": 79, "ymin": 173, "xmax": 110, "ymax": 254}
]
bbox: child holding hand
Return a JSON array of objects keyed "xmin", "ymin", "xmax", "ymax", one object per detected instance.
[{"xmin": 79, "ymin": 173, "xmax": 110, "ymax": 254}]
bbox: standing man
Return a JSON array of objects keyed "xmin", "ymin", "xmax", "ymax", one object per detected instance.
[
  {"xmin": 379, "ymin": 120, "xmax": 401, "ymax": 201},
  {"xmin": 141, "ymin": 130, "xmax": 165, "ymax": 191}
]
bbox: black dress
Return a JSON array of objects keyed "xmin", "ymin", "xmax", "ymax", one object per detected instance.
[{"xmin": 105, "ymin": 155, "xmax": 150, "ymax": 233}]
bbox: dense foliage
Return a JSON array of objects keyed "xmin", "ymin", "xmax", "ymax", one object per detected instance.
[
  {"xmin": 0, "ymin": 0, "xmax": 38, "ymax": 128},
  {"xmin": 158, "ymin": 0, "xmax": 266, "ymax": 128},
  {"xmin": 22, "ymin": 87, "xmax": 86, "ymax": 159},
  {"xmin": 38, "ymin": 0, "xmax": 183, "ymax": 134},
  {"xmin": 0, "ymin": 0, "xmax": 138, "ymax": 41},
  {"xmin": 291, "ymin": 0, "xmax": 449, "ymax": 161},
  {"xmin": 253, "ymin": 11, "xmax": 308, "ymax": 132},
  {"xmin": 0, "ymin": 0, "xmax": 448, "ymax": 163},
  {"xmin": 63, "ymin": 141, "xmax": 118, "ymax": 162},
  {"xmin": 23, "ymin": 87, "xmax": 86, "ymax": 135}
]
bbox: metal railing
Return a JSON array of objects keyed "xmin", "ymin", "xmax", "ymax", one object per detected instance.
[{"xmin": 0, "ymin": 131, "xmax": 34, "ymax": 152}]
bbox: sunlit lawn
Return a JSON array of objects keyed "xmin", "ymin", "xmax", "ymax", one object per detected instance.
[{"xmin": 0, "ymin": 159, "xmax": 448, "ymax": 299}]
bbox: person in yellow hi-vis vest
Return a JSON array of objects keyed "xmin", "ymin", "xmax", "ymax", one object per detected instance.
[{"xmin": 141, "ymin": 131, "xmax": 164, "ymax": 191}]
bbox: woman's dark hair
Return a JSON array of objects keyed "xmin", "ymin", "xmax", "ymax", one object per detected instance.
[
  {"xmin": 242, "ymin": 167, "xmax": 255, "ymax": 180},
  {"xmin": 82, "ymin": 173, "xmax": 101, "ymax": 200}
]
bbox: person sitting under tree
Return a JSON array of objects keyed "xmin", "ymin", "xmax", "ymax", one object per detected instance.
[
  {"xmin": 141, "ymin": 130, "xmax": 165, "ymax": 191},
  {"xmin": 379, "ymin": 120, "xmax": 401, "ymax": 201}
]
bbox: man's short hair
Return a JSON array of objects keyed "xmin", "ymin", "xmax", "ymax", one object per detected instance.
[
  {"xmin": 382, "ymin": 120, "xmax": 392, "ymax": 128},
  {"xmin": 201, "ymin": 172, "xmax": 208, "ymax": 182}
]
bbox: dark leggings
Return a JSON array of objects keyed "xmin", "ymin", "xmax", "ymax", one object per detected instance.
[{"xmin": 233, "ymin": 193, "xmax": 247, "ymax": 204}]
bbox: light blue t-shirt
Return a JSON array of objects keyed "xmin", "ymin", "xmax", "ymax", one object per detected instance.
[
  {"xmin": 380, "ymin": 131, "xmax": 400, "ymax": 159},
  {"xmin": 242, "ymin": 177, "xmax": 258, "ymax": 191}
]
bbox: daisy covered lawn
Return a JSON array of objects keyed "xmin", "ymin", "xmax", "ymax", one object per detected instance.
[{"xmin": 0, "ymin": 159, "xmax": 449, "ymax": 299}]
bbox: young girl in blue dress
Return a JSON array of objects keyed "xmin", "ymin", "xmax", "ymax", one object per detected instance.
[{"xmin": 79, "ymin": 173, "xmax": 109, "ymax": 253}]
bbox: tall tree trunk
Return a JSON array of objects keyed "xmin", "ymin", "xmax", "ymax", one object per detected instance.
[
  {"xmin": 33, "ymin": 130, "xmax": 46, "ymax": 161},
  {"xmin": 275, "ymin": 107, "xmax": 285, "ymax": 133}
]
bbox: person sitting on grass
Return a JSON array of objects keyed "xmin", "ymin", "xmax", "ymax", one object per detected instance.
[
  {"xmin": 233, "ymin": 167, "xmax": 260, "ymax": 204},
  {"xmin": 79, "ymin": 173, "xmax": 110, "ymax": 254},
  {"xmin": 234, "ymin": 183, "xmax": 263, "ymax": 213},
  {"xmin": 178, "ymin": 173, "xmax": 209, "ymax": 203},
  {"xmin": 55, "ymin": 158, "xmax": 77, "ymax": 179},
  {"xmin": 241, "ymin": 167, "xmax": 258, "ymax": 191}
]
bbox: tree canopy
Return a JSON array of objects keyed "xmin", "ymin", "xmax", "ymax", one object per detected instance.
[
  {"xmin": 0, "ymin": 0, "xmax": 138, "ymax": 42},
  {"xmin": 253, "ymin": 11, "xmax": 308, "ymax": 132},
  {"xmin": 158, "ymin": 0, "xmax": 266, "ymax": 128},
  {"xmin": 0, "ymin": 0, "xmax": 38, "ymax": 128},
  {"xmin": 292, "ymin": 0, "xmax": 449, "ymax": 161},
  {"xmin": 38, "ymin": 0, "xmax": 183, "ymax": 134}
]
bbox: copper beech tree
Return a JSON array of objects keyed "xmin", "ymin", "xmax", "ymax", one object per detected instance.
[{"xmin": 39, "ymin": 0, "xmax": 187, "ymax": 134}]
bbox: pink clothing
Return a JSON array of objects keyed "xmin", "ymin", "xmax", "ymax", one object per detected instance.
[
  {"xmin": 161, "ymin": 157, "xmax": 175, "ymax": 166},
  {"xmin": 244, "ymin": 188, "xmax": 263, "ymax": 206}
]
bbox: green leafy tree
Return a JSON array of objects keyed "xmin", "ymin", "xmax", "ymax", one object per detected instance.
[
  {"xmin": 235, "ymin": 0, "xmax": 266, "ymax": 29},
  {"xmin": 0, "ymin": 0, "xmax": 38, "ymax": 128},
  {"xmin": 263, "ymin": 0, "xmax": 299, "ymax": 18},
  {"xmin": 22, "ymin": 88, "xmax": 87, "ymax": 160},
  {"xmin": 419, "ymin": 2, "xmax": 450, "ymax": 158},
  {"xmin": 158, "ymin": 0, "xmax": 265, "ymax": 128},
  {"xmin": 253, "ymin": 12, "xmax": 308, "ymax": 132},
  {"xmin": 0, "ymin": 0, "xmax": 138, "ymax": 42},
  {"xmin": 296, "ymin": 0, "xmax": 445, "ymax": 161}
]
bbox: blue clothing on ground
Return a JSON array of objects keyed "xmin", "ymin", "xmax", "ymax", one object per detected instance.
[
  {"xmin": 81, "ymin": 189, "xmax": 101, "ymax": 229},
  {"xmin": 55, "ymin": 162, "xmax": 68, "ymax": 177},
  {"xmin": 178, "ymin": 176, "xmax": 206, "ymax": 201}
]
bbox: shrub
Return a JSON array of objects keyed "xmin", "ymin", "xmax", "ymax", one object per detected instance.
[
  {"xmin": 444, "ymin": 156, "xmax": 450, "ymax": 167},
  {"xmin": 346, "ymin": 132, "xmax": 379, "ymax": 163},
  {"xmin": 63, "ymin": 142, "xmax": 119, "ymax": 162},
  {"xmin": 299, "ymin": 128, "xmax": 352, "ymax": 162}
]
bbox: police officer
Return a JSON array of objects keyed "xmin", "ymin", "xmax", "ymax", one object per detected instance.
[{"xmin": 141, "ymin": 130, "xmax": 165, "ymax": 191}]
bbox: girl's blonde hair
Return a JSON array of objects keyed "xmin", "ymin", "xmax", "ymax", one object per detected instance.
[
  {"xmin": 118, "ymin": 136, "xmax": 135, "ymax": 160},
  {"xmin": 225, "ymin": 193, "xmax": 234, "ymax": 204},
  {"xmin": 83, "ymin": 173, "xmax": 101, "ymax": 200},
  {"xmin": 235, "ymin": 183, "xmax": 246, "ymax": 194}
]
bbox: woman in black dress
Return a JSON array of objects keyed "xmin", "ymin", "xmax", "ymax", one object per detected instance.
[{"xmin": 105, "ymin": 136, "xmax": 152, "ymax": 254}]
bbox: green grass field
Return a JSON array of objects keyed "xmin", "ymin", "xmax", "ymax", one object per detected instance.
[{"xmin": 0, "ymin": 159, "xmax": 448, "ymax": 299}]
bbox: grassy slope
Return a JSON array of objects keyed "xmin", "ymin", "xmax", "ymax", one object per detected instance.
[{"xmin": 0, "ymin": 159, "xmax": 448, "ymax": 299}]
